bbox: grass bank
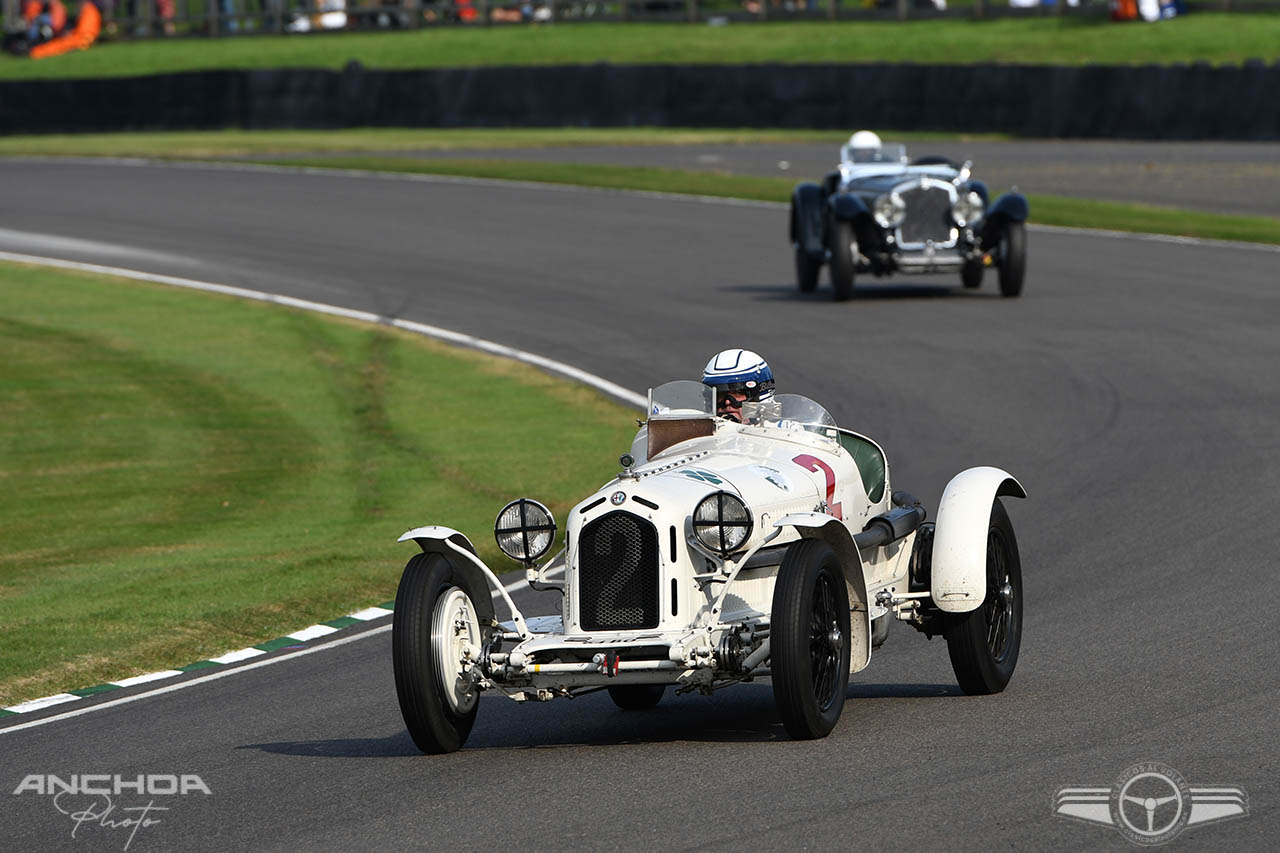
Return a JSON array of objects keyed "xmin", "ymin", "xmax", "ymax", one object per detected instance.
[
  {"xmin": 263, "ymin": 155, "xmax": 1280, "ymax": 246},
  {"xmin": 0, "ymin": 15, "xmax": 1277, "ymax": 81},
  {"xmin": 0, "ymin": 127, "xmax": 994, "ymax": 159},
  {"xmin": 0, "ymin": 262, "xmax": 635, "ymax": 705}
]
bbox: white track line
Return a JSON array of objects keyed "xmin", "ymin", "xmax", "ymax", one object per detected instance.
[
  {"xmin": 4, "ymin": 694, "xmax": 81, "ymax": 715},
  {"xmin": 0, "ymin": 626, "xmax": 391, "ymax": 736},
  {"xmin": 110, "ymin": 670, "xmax": 184, "ymax": 688}
]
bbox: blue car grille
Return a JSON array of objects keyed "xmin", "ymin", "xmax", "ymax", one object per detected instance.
[
  {"xmin": 899, "ymin": 186, "xmax": 953, "ymax": 245},
  {"xmin": 578, "ymin": 512, "xmax": 660, "ymax": 631}
]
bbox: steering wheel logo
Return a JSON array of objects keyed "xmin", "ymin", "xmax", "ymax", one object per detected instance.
[{"xmin": 1109, "ymin": 762, "xmax": 1190, "ymax": 845}]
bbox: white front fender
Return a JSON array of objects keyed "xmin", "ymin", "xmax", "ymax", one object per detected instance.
[
  {"xmin": 773, "ymin": 513, "xmax": 872, "ymax": 673},
  {"xmin": 398, "ymin": 525, "xmax": 477, "ymax": 555},
  {"xmin": 931, "ymin": 467, "xmax": 1026, "ymax": 613},
  {"xmin": 397, "ymin": 525, "xmax": 530, "ymax": 638}
]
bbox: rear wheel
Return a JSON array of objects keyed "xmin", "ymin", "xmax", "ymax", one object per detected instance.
[
  {"xmin": 608, "ymin": 684, "xmax": 665, "ymax": 710},
  {"xmin": 393, "ymin": 552, "xmax": 489, "ymax": 754},
  {"xmin": 771, "ymin": 540, "xmax": 851, "ymax": 739},
  {"xmin": 828, "ymin": 220, "xmax": 856, "ymax": 302},
  {"xmin": 794, "ymin": 245, "xmax": 820, "ymax": 293},
  {"xmin": 943, "ymin": 499, "xmax": 1023, "ymax": 694},
  {"xmin": 996, "ymin": 221, "xmax": 1027, "ymax": 298}
]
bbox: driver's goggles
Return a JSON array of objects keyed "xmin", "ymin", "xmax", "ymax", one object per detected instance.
[{"xmin": 718, "ymin": 395, "xmax": 747, "ymax": 410}]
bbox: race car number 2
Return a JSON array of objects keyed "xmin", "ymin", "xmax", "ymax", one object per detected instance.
[{"xmin": 792, "ymin": 454, "xmax": 842, "ymax": 520}]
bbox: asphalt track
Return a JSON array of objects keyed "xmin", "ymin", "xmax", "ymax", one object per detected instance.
[
  {"xmin": 1, "ymin": 158, "xmax": 1277, "ymax": 850},
  {"xmin": 371, "ymin": 140, "xmax": 1280, "ymax": 217}
]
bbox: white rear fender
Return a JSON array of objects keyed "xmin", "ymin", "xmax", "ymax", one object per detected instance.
[
  {"xmin": 773, "ymin": 513, "xmax": 872, "ymax": 673},
  {"xmin": 931, "ymin": 467, "xmax": 1026, "ymax": 613}
]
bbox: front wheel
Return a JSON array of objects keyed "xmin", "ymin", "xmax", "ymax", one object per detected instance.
[
  {"xmin": 961, "ymin": 257, "xmax": 985, "ymax": 289},
  {"xmin": 393, "ymin": 552, "xmax": 489, "ymax": 754},
  {"xmin": 794, "ymin": 245, "xmax": 820, "ymax": 293},
  {"xmin": 771, "ymin": 539, "xmax": 851, "ymax": 739},
  {"xmin": 943, "ymin": 499, "xmax": 1023, "ymax": 695},
  {"xmin": 828, "ymin": 220, "xmax": 856, "ymax": 302},
  {"xmin": 996, "ymin": 221, "xmax": 1027, "ymax": 298}
]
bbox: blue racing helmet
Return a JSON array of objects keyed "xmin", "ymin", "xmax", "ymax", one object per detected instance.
[{"xmin": 701, "ymin": 349, "xmax": 775, "ymax": 405}]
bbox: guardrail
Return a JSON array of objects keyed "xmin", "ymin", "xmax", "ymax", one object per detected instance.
[
  {"xmin": 4, "ymin": 0, "xmax": 1278, "ymax": 41},
  {"xmin": 4, "ymin": 61, "xmax": 1278, "ymax": 137}
]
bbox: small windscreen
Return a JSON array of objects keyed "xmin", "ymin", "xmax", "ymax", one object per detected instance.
[
  {"xmin": 648, "ymin": 417, "xmax": 715, "ymax": 459},
  {"xmin": 648, "ymin": 380, "xmax": 714, "ymax": 416},
  {"xmin": 841, "ymin": 143, "xmax": 908, "ymax": 165}
]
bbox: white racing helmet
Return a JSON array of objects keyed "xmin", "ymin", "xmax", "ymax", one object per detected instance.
[
  {"xmin": 849, "ymin": 130, "xmax": 882, "ymax": 152},
  {"xmin": 702, "ymin": 349, "xmax": 775, "ymax": 418}
]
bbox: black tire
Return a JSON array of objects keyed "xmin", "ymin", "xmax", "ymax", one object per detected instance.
[
  {"xmin": 961, "ymin": 258, "xmax": 985, "ymax": 289},
  {"xmin": 393, "ymin": 552, "xmax": 490, "ymax": 754},
  {"xmin": 607, "ymin": 684, "xmax": 665, "ymax": 710},
  {"xmin": 771, "ymin": 540, "xmax": 851, "ymax": 739},
  {"xmin": 794, "ymin": 246, "xmax": 820, "ymax": 293},
  {"xmin": 828, "ymin": 220, "xmax": 856, "ymax": 302},
  {"xmin": 996, "ymin": 221, "xmax": 1027, "ymax": 298},
  {"xmin": 943, "ymin": 499, "xmax": 1023, "ymax": 695}
]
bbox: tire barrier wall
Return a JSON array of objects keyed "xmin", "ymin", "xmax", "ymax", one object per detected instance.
[{"xmin": 3, "ymin": 61, "xmax": 1278, "ymax": 139}]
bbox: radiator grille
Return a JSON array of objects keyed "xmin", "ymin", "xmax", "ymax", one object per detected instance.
[
  {"xmin": 578, "ymin": 512, "xmax": 660, "ymax": 631},
  {"xmin": 899, "ymin": 185, "xmax": 953, "ymax": 245}
]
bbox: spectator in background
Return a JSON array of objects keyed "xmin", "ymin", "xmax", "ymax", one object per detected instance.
[
  {"xmin": 156, "ymin": 0, "xmax": 174, "ymax": 34},
  {"xmin": 219, "ymin": 0, "xmax": 238, "ymax": 33},
  {"xmin": 28, "ymin": 0, "xmax": 101, "ymax": 57},
  {"xmin": 3, "ymin": 0, "xmax": 66, "ymax": 54},
  {"xmin": 24, "ymin": 0, "xmax": 68, "ymax": 41}
]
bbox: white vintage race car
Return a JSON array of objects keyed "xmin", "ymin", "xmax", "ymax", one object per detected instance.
[{"xmin": 392, "ymin": 381, "xmax": 1025, "ymax": 753}]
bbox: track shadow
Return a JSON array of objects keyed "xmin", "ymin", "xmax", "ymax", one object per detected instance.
[
  {"xmin": 240, "ymin": 732, "xmax": 421, "ymax": 758},
  {"xmin": 466, "ymin": 685, "xmax": 786, "ymax": 749},
  {"xmin": 847, "ymin": 682, "xmax": 962, "ymax": 699},
  {"xmin": 239, "ymin": 682, "xmax": 962, "ymax": 757},
  {"xmin": 723, "ymin": 282, "xmax": 998, "ymax": 302}
]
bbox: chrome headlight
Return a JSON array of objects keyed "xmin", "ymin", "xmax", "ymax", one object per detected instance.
[
  {"xmin": 951, "ymin": 191, "xmax": 985, "ymax": 228},
  {"xmin": 873, "ymin": 193, "xmax": 906, "ymax": 229},
  {"xmin": 494, "ymin": 499, "xmax": 556, "ymax": 563},
  {"xmin": 692, "ymin": 491, "xmax": 753, "ymax": 556}
]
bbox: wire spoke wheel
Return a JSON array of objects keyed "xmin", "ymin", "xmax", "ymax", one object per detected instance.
[
  {"xmin": 772, "ymin": 540, "xmax": 851, "ymax": 739},
  {"xmin": 984, "ymin": 528, "xmax": 1015, "ymax": 664},
  {"xmin": 944, "ymin": 498, "xmax": 1023, "ymax": 695},
  {"xmin": 809, "ymin": 574, "xmax": 843, "ymax": 711}
]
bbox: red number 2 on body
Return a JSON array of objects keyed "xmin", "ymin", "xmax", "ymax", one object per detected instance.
[{"xmin": 792, "ymin": 454, "xmax": 842, "ymax": 520}]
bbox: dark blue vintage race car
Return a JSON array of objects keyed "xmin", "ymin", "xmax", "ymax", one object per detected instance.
[{"xmin": 790, "ymin": 132, "xmax": 1030, "ymax": 301}]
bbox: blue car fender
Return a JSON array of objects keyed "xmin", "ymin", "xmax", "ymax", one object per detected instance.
[
  {"xmin": 790, "ymin": 182, "xmax": 826, "ymax": 255},
  {"xmin": 965, "ymin": 179, "xmax": 990, "ymax": 209},
  {"xmin": 828, "ymin": 192, "xmax": 871, "ymax": 224},
  {"xmin": 981, "ymin": 191, "xmax": 1030, "ymax": 247}
]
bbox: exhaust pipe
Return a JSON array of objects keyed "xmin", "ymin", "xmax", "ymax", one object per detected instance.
[{"xmin": 853, "ymin": 491, "xmax": 927, "ymax": 551}]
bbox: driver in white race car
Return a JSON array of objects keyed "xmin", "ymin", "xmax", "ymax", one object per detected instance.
[{"xmin": 701, "ymin": 349, "xmax": 775, "ymax": 424}]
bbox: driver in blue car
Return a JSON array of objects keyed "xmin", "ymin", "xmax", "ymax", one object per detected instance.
[{"xmin": 702, "ymin": 348, "xmax": 775, "ymax": 424}]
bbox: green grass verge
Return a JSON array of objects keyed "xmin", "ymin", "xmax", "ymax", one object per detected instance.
[
  {"xmin": 0, "ymin": 262, "xmax": 635, "ymax": 705},
  {"xmin": 0, "ymin": 127, "xmax": 1012, "ymax": 159},
  {"xmin": 1, "ymin": 15, "xmax": 1277, "ymax": 81},
  {"xmin": 262, "ymin": 155, "xmax": 1280, "ymax": 245}
]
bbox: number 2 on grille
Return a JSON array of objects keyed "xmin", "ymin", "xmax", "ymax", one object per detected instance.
[{"xmin": 792, "ymin": 454, "xmax": 842, "ymax": 520}]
